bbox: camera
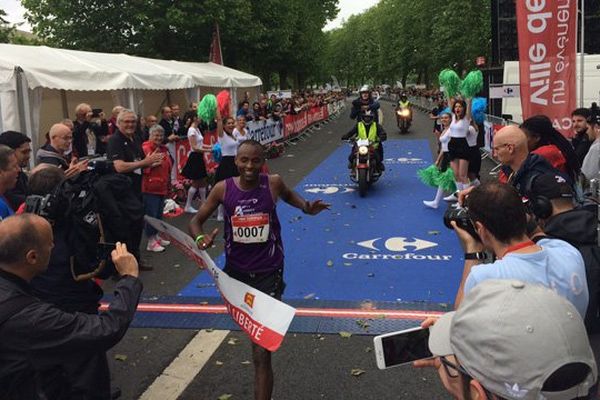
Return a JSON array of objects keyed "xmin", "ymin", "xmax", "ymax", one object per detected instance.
[
  {"xmin": 25, "ymin": 193, "xmax": 63, "ymax": 221},
  {"xmin": 88, "ymin": 159, "xmax": 115, "ymax": 175},
  {"xmin": 443, "ymin": 206, "xmax": 481, "ymax": 241},
  {"xmin": 91, "ymin": 108, "xmax": 103, "ymax": 118}
]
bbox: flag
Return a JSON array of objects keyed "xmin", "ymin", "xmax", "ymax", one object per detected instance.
[
  {"xmin": 209, "ymin": 22, "xmax": 224, "ymax": 65},
  {"xmin": 516, "ymin": 1, "xmax": 577, "ymax": 137}
]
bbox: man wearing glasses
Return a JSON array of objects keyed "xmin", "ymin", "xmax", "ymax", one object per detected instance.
[
  {"xmin": 107, "ymin": 110, "xmax": 163, "ymax": 270},
  {"xmin": 492, "ymin": 125, "xmax": 569, "ymax": 196},
  {"xmin": 416, "ymin": 279, "xmax": 597, "ymax": 400},
  {"xmin": 36, "ymin": 123, "xmax": 74, "ymax": 170}
]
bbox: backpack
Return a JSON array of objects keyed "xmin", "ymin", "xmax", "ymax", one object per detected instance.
[{"xmin": 59, "ymin": 171, "xmax": 109, "ymax": 281}]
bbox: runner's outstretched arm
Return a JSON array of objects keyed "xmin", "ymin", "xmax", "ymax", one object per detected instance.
[
  {"xmin": 271, "ymin": 175, "xmax": 330, "ymax": 215},
  {"xmin": 189, "ymin": 182, "xmax": 223, "ymax": 249}
]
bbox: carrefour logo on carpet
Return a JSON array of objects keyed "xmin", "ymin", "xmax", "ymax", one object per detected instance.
[{"xmin": 343, "ymin": 236, "xmax": 453, "ymax": 261}]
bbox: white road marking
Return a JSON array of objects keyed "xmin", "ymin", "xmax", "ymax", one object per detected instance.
[{"xmin": 138, "ymin": 329, "xmax": 229, "ymax": 400}]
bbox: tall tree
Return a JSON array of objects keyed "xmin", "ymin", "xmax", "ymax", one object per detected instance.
[
  {"xmin": 21, "ymin": 0, "xmax": 339, "ymax": 89},
  {"xmin": 0, "ymin": 9, "xmax": 15, "ymax": 43}
]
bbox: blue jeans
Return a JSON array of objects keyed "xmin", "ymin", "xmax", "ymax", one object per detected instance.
[{"xmin": 143, "ymin": 194, "xmax": 164, "ymax": 237}]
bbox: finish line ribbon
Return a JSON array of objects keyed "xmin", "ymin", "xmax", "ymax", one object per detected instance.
[{"xmin": 145, "ymin": 216, "xmax": 296, "ymax": 351}]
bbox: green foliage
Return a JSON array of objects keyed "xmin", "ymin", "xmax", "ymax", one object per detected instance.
[
  {"xmin": 20, "ymin": 0, "xmax": 339, "ymax": 89},
  {"xmin": 322, "ymin": 0, "xmax": 491, "ymax": 87},
  {"xmin": 0, "ymin": 9, "xmax": 16, "ymax": 43}
]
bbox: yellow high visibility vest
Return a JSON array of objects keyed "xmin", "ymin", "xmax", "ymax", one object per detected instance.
[{"xmin": 357, "ymin": 122, "xmax": 379, "ymax": 148}]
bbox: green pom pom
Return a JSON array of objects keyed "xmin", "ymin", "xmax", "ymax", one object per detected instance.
[
  {"xmin": 460, "ymin": 70, "xmax": 483, "ymax": 99},
  {"xmin": 417, "ymin": 164, "xmax": 442, "ymax": 188},
  {"xmin": 438, "ymin": 69, "xmax": 461, "ymax": 98},
  {"xmin": 435, "ymin": 169, "xmax": 456, "ymax": 192},
  {"xmin": 198, "ymin": 94, "xmax": 217, "ymax": 122}
]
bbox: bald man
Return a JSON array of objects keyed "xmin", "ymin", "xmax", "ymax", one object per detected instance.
[
  {"xmin": 0, "ymin": 214, "xmax": 143, "ymax": 400},
  {"xmin": 493, "ymin": 125, "xmax": 569, "ymax": 196},
  {"xmin": 36, "ymin": 123, "xmax": 73, "ymax": 170}
]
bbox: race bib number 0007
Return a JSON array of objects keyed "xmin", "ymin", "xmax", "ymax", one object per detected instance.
[{"xmin": 231, "ymin": 214, "xmax": 270, "ymax": 244}]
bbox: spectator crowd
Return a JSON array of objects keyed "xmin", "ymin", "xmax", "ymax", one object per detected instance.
[{"xmin": 1, "ymin": 81, "xmax": 600, "ymax": 400}]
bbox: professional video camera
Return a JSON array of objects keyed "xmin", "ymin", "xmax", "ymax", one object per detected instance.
[
  {"xmin": 25, "ymin": 158, "xmax": 116, "ymax": 281},
  {"xmin": 443, "ymin": 205, "xmax": 481, "ymax": 242}
]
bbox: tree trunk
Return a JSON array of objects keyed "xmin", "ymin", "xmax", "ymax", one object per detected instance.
[{"xmin": 279, "ymin": 70, "xmax": 289, "ymax": 90}]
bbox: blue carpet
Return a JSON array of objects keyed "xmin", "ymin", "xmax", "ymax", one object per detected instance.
[{"xmin": 179, "ymin": 139, "xmax": 463, "ymax": 305}]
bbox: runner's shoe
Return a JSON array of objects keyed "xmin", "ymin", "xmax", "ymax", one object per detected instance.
[{"xmin": 184, "ymin": 206, "xmax": 198, "ymax": 214}]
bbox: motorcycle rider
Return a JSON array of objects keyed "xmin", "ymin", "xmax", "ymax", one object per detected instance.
[
  {"xmin": 342, "ymin": 110, "xmax": 387, "ymax": 172},
  {"xmin": 396, "ymin": 93, "xmax": 413, "ymax": 124},
  {"xmin": 350, "ymin": 85, "xmax": 380, "ymax": 123}
]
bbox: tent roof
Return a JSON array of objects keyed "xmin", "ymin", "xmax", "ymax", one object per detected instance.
[{"xmin": 0, "ymin": 44, "xmax": 261, "ymax": 91}]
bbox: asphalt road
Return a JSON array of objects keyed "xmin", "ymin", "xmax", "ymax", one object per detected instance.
[{"xmin": 105, "ymin": 100, "xmax": 470, "ymax": 400}]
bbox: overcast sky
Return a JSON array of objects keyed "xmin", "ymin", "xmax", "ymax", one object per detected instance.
[
  {"xmin": 324, "ymin": 0, "xmax": 380, "ymax": 31},
  {"xmin": 2, "ymin": 0, "xmax": 380, "ymax": 33}
]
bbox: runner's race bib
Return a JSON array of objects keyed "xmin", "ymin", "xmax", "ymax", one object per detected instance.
[{"xmin": 231, "ymin": 214, "xmax": 270, "ymax": 243}]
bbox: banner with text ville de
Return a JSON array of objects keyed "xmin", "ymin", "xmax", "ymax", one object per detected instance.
[
  {"xmin": 516, "ymin": 1, "xmax": 577, "ymax": 137},
  {"xmin": 145, "ymin": 217, "xmax": 296, "ymax": 352}
]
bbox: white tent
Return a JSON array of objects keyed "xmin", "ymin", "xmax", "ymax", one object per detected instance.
[{"xmin": 0, "ymin": 43, "xmax": 262, "ymax": 148}]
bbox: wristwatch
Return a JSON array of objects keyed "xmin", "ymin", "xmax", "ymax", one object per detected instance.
[{"xmin": 464, "ymin": 252, "xmax": 486, "ymax": 260}]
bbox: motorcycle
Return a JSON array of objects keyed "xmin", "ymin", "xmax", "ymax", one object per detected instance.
[
  {"xmin": 349, "ymin": 138, "xmax": 381, "ymax": 197},
  {"xmin": 396, "ymin": 107, "xmax": 412, "ymax": 134}
]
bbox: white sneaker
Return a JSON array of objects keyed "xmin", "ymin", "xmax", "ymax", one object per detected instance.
[
  {"xmin": 146, "ymin": 240, "xmax": 165, "ymax": 253},
  {"xmin": 423, "ymin": 200, "xmax": 439, "ymax": 209},
  {"xmin": 184, "ymin": 206, "xmax": 198, "ymax": 214},
  {"xmin": 156, "ymin": 236, "xmax": 170, "ymax": 246},
  {"xmin": 443, "ymin": 192, "xmax": 458, "ymax": 202}
]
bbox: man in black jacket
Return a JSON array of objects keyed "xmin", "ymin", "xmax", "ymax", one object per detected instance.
[
  {"xmin": 494, "ymin": 125, "xmax": 572, "ymax": 196},
  {"xmin": 0, "ymin": 214, "xmax": 142, "ymax": 400},
  {"xmin": 528, "ymin": 173, "xmax": 600, "ymax": 333}
]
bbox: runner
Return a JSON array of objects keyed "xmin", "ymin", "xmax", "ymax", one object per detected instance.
[{"xmin": 189, "ymin": 138, "xmax": 330, "ymax": 400}]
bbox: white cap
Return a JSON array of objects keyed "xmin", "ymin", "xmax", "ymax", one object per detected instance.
[{"xmin": 429, "ymin": 280, "xmax": 597, "ymax": 400}]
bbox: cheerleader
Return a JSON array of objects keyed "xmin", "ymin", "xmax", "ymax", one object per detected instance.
[
  {"xmin": 419, "ymin": 111, "xmax": 456, "ymax": 209},
  {"xmin": 214, "ymin": 112, "xmax": 245, "ymax": 220},
  {"xmin": 181, "ymin": 113, "xmax": 210, "ymax": 213},
  {"xmin": 444, "ymin": 97, "xmax": 472, "ymax": 201}
]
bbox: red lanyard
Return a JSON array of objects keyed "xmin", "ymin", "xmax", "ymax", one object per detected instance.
[{"xmin": 501, "ymin": 240, "xmax": 535, "ymax": 259}]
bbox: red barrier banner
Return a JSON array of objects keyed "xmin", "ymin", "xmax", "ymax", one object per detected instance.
[{"xmin": 516, "ymin": 1, "xmax": 577, "ymax": 137}]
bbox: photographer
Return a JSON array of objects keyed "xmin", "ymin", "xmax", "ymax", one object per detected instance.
[
  {"xmin": 72, "ymin": 103, "xmax": 108, "ymax": 157},
  {"xmin": 527, "ymin": 173, "xmax": 600, "ymax": 333},
  {"xmin": 450, "ymin": 182, "xmax": 588, "ymax": 317},
  {"xmin": 26, "ymin": 165, "xmax": 104, "ymax": 314},
  {"xmin": 0, "ymin": 214, "xmax": 142, "ymax": 400}
]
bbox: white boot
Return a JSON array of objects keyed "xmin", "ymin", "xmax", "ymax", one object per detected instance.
[
  {"xmin": 198, "ymin": 187, "xmax": 207, "ymax": 203},
  {"xmin": 423, "ymin": 187, "xmax": 445, "ymax": 209},
  {"xmin": 470, "ymin": 178, "xmax": 481, "ymax": 187},
  {"xmin": 184, "ymin": 187, "xmax": 198, "ymax": 213}
]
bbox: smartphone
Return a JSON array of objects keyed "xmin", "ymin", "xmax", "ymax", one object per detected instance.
[{"xmin": 373, "ymin": 327, "xmax": 433, "ymax": 369}]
